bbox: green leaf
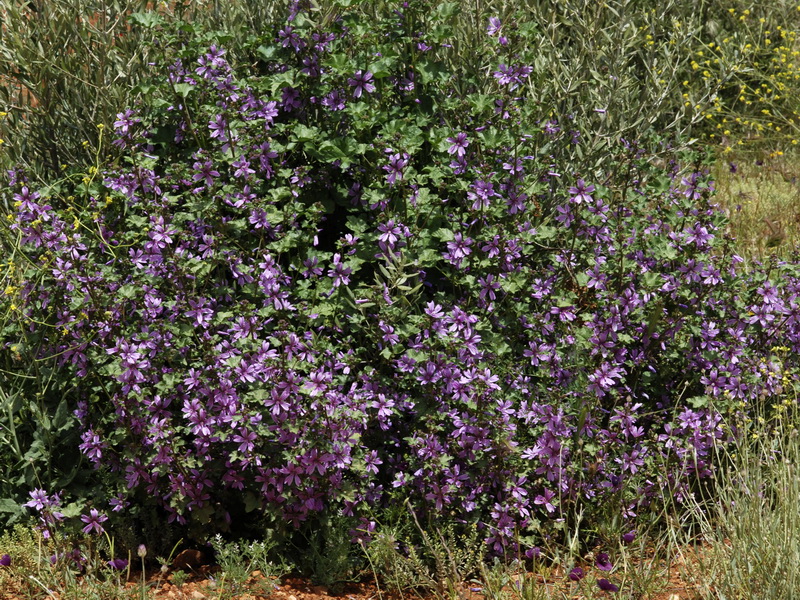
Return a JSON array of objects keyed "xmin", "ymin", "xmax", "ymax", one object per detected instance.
[
  {"xmin": 257, "ymin": 45, "xmax": 278, "ymax": 61},
  {"xmin": 244, "ymin": 492, "xmax": 260, "ymax": 512},
  {"xmin": 436, "ymin": 2, "xmax": 460, "ymax": 19},
  {"xmin": 688, "ymin": 396, "xmax": 709, "ymax": 408},
  {"xmin": 293, "ymin": 124, "xmax": 319, "ymax": 142},
  {"xmin": 537, "ymin": 226, "xmax": 557, "ymax": 241},
  {"xmin": 312, "ymin": 138, "xmax": 367, "ymax": 169},
  {"xmin": 433, "ymin": 228, "xmax": 454, "ymax": 242},
  {"xmin": 0, "ymin": 498, "xmax": 23, "ymax": 514},
  {"xmin": 117, "ymin": 284, "xmax": 138, "ymax": 299},
  {"xmin": 417, "ymin": 59, "xmax": 448, "ymax": 84},
  {"xmin": 173, "ymin": 83, "xmax": 195, "ymax": 98},
  {"xmin": 52, "ymin": 398, "xmax": 72, "ymax": 432},
  {"xmin": 129, "ymin": 11, "xmax": 164, "ymax": 29}
]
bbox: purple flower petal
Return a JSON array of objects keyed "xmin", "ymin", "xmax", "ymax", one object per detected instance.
[
  {"xmin": 622, "ymin": 530, "xmax": 636, "ymax": 544},
  {"xmin": 0, "ymin": 554, "xmax": 10, "ymax": 567},
  {"xmin": 595, "ymin": 552, "xmax": 613, "ymax": 571},
  {"xmin": 108, "ymin": 558, "xmax": 128, "ymax": 570},
  {"xmin": 597, "ymin": 578, "xmax": 619, "ymax": 592},
  {"xmin": 568, "ymin": 566, "xmax": 584, "ymax": 581}
]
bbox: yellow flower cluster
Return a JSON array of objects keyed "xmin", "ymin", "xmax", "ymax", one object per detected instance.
[{"xmin": 684, "ymin": 9, "xmax": 800, "ymax": 152}]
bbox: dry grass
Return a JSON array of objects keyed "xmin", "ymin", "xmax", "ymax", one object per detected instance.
[{"xmin": 712, "ymin": 151, "xmax": 800, "ymax": 261}]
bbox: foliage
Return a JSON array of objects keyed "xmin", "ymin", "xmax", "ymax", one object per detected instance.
[
  {"xmin": 209, "ymin": 533, "xmax": 288, "ymax": 598},
  {"xmin": 677, "ymin": 0, "xmax": 800, "ymax": 154},
  {"xmin": 3, "ymin": 0, "xmax": 800, "ymax": 559},
  {"xmin": 0, "ymin": 0, "xmax": 286, "ymax": 184},
  {"xmin": 3, "ymin": 10, "xmax": 800, "ymax": 600}
]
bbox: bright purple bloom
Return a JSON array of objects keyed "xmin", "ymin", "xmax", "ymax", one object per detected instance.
[
  {"xmin": 208, "ymin": 114, "xmax": 227, "ymax": 140},
  {"xmin": 25, "ymin": 488, "xmax": 51, "ymax": 511},
  {"xmin": 192, "ymin": 159, "xmax": 220, "ymax": 188},
  {"xmin": 0, "ymin": 554, "xmax": 10, "ymax": 567},
  {"xmin": 113, "ymin": 109, "xmax": 139, "ymax": 136},
  {"xmin": 468, "ymin": 179, "xmax": 496, "ymax": 211},
  {"xmin": 447, "ymin": 133, "xmax": 469, "ymax": 157},
  {"xmin": 568, "ymin": 179, "xmax": 595, "ymax": 204},
  {"xmin": 493, "ymin": 63, "xmax": 532, "ymax": 90},
  {"xmin": 384, "ymin": 152, "xmax": 409, "ymax": 185},
  {"xmin": 322, "ymin": 89, "xmax": 346, "ymax": 111},
  {"xmin": 328, "ymin": 253, "xmax": 352, "ymax": 288},
  {"xmin": 444, "ymin": 232, "xmax": 473, "ymax": 267},
  {"xmin": 348, "ymin": 70, "xmax": 375, "ymax": 98},
  {"xmin": 80, "ymin": 509, "xmax": 108, "ymax": 535},
  {"xmin": 534, "ymin": 488, "xmax": 557, "ymax": 513},
  {"xmin": 232, "ymin": 156, "xmax": 255, "ymax": 180},
  {"xmin": 377, "ymin": 219, "xmax": 404, "ymax": 252}
]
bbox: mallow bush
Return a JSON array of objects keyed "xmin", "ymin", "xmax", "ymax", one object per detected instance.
[{"xmin": 3, "ymin": 0, "xmax": 800, "ymax": 558}]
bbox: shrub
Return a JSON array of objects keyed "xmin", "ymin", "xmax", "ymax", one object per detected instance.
[{"xmin": 3, "ymin": 0, "xmax": 800, "ymax": 559}]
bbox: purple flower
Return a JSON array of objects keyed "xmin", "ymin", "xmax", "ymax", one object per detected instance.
[
  {"xmin": 443, "ymin": 232, "xmax": 473, "ymax": 267},
  {"xmin": 232, "ymin": 156, "xmax": 255, "ymax": 180},
  {"xmin": 322, "ymin": 89, "xmax": 346, "ymax": 111},
  {"xmin": 80, "ymin": 508, "xmax": 108, "ymax": 535},
  {"xmin": 534, "ymin": 488, "xmax": 557, "ymax": 513},
  {"xmin": 192, "ymin": 159, "xmax": 220, "ymax": 188},
  {"xmin": 568, "ymin": 567, "xmax": 584, "ymax": 581},
  {"xmin": 0, "ymin": 554, "xmax": 10, "ymax": 567},
  {"xmin": 208, "ymin": 114, "xmax": 227, "ymax": 140},
  {"xmin": 109, "ymin": 494, "xmax": 130, "ymax": 513},
  {"xmin": 622, "ymin": 530, "xmax": 636, "ymax": 544},
  {"xmin": 487, "ymin": 17, "xmax": 502, "ymax": 36},
  {"xmin": 377, "ymin": 219, "xmax": 403, "ymax": 252},
  {"xmin": 493, "ymin": 63, "xmax": 532, "ymax": 90},
  {"xmin": 107, "ymin": 558, "xmax": 128, "ymax": 570},
  {"xmin": 348, "ymin": 70, "xmax": 375, "ymax": 98},
  {"xmin": 595, "ymin": 553, "xmax": 613, "ymax": 571},
  {"xmin": 468, "ymin": 179, "xmax": 496, "ymax": 211},
  {"xmin": 446, "ymin": 133, "xmax": 469, "ymax": 157},
  {"xmin": 597, "ymin": 579, "xmax": 619, "ymax": 592},
  {"xmin": 328, "ymin": 253, "xmax": 352, "ymax": 288},
  {"xmin": 24, "ymin": 488, "xmax": 50, "ymax": 511},
  {"xmin": 524, "ymin": 547, "xmax": 541, "ymax": 560},
  {"xmin": 568, "ymin": 179, "xmax": 595, "ymax": 204},
  {"xmin": 384, "ymin": 152, "xmax": 409, "ymax": 185}
]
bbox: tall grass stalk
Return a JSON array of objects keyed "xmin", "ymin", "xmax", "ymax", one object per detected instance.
[{"xmin": 684, "ymin": 397, "xmax": 800, "ymax": 599}]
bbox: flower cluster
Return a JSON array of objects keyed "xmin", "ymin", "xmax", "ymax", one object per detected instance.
[{"xmin": 5, "ymin": 0, "xmax": 800, "ymax": 555}]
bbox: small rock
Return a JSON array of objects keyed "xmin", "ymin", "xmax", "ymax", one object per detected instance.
[
  {"xmin": 191, "ymin": 591, "xmax": 207, "ymax": 600},
  {"xmin": 289, "ymin": 594, "xmax": 299, "ymax": 600}
]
